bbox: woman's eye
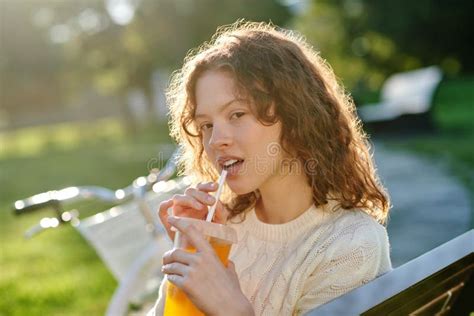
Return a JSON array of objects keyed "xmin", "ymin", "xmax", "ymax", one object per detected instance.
[
  {"xmin": 231, "ymin": 112, "xmax": 246, "ymax": 120},
  {"xmin": 200, "ymin": 123, "xmax": 213, "ymax": 131}
]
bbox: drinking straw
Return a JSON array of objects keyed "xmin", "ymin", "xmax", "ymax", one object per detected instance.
[
  {"xmin": 205, "ymin": 169, "xmax": 227, "ymax": 222},
  {"xmin": 173, "ymin": 231, "xmax": 181, "ymax": 249}
]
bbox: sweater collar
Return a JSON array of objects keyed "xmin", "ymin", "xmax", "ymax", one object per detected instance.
[{"xmin": 237, "ymin": 201, "xmax": 339, "ymax": 242}]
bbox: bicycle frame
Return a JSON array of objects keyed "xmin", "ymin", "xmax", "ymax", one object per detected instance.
[{"xmin": 12, "ymin": 149, "xmax": 187, "ymax": 315}]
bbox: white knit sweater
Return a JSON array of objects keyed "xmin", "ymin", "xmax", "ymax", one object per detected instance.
[{"xmin": 149, "ymin": 202, "xmax": 392, "ymax": 315}]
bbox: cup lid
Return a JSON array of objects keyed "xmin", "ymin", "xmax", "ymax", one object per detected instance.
[{"xmin": 176, "ymin": 217, "xmax": 237, "ymax": 244}]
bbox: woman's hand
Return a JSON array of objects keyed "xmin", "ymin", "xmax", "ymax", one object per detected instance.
[
  {"xmin": 162, "ymin": 216, "xmax": 254, "ymax": 316},
  {"xmin": 158, "ymin": 182, "xmax": 229, "ymax": 241}
]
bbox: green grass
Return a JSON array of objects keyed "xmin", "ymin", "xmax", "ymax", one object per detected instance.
[
  {"xmin": 375, "ymin": 77, "xmax": 474, "ymax": 227},
  {"xmin": 0, "ymin": 118, "xmax": 128, "ymax": 159},
  {"xmin": 0, "ymin": 119, "xmax": 173, "ymax": 315}
]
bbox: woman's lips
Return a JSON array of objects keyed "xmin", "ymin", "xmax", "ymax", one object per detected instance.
[{"xmin": 224, "ymin": 160, "xmax": 244, "ymax": 176}]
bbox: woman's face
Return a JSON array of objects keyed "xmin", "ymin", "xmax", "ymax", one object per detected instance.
[{"xmin": 194, "ymin": 70, "xmax": 284, "ymax": 195}]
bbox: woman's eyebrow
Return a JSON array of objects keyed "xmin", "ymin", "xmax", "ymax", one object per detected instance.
[{"xmin": 194, "ymin": 98, "xmax": 245, "ymax": 119}]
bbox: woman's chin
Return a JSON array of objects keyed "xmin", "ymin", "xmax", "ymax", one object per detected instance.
[{"xmin": 227, "ymin": 181, "xmax": 255, "ymax": 195}]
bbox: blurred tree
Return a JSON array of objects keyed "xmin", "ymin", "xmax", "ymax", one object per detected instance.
[
  {"xmin": 0, "ymin": 1, "xmax": 70, "ymax": 126},
  {"xmin": 76, "ymin": 0, "xmax": 291, "ymax": 131},
  {"xmin": 292, "ymin": 0, "xmax": 474, "ymax": 102},
  {"xmin": 0, "ymin": 0, "xmax": 291, "ymax": 132},
  {"xmin": 363, "ymin": 0, "xmax": 474, "ymax": 73}
]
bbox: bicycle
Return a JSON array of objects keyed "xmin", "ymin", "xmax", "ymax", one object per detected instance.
[{"xmin": 12, "ymin": 149, "xmax": 188, "ymax": 315}]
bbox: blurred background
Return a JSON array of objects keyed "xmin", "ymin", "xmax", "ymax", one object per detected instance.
[{"xmin": 0, "ymin": 0, "xmax": 473, "ymax": 315}]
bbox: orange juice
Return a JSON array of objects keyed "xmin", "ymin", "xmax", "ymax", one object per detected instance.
[{"xmin": 163, "ymin": 238, "xmax": 232, "ymax": 316}]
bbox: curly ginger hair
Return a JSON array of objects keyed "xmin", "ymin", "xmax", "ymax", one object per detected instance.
[{"xmin": 167, "ymin": 21, "xmax": 390, "ymax": 223}]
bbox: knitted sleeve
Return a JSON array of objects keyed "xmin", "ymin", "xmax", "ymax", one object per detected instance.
[{"xmin": 295, "ymin": 222, "xmax": 390, "ymax": 315}]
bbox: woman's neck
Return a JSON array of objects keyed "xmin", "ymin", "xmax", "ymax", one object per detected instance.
[{"xmin": 255, "ymin": 166, "xmax": 314, "ymax": 224}]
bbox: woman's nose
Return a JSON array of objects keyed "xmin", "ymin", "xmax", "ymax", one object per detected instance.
[{"xmin": 208, "ymin": 124, "xmax": 233, "ymax": 149}]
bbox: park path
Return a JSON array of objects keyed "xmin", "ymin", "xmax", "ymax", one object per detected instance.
[{"xmin": 372, "ymin": 140, "xmax": 472, "ymax": 267}]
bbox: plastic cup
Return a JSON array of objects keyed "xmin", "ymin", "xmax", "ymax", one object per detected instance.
[{"xmin": 163, "ymin": 218, "xmax": 237, "ymax": 316}]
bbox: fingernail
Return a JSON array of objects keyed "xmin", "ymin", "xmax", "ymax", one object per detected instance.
[
  {"xmin": 194, "ymin": 202, "xmax": 202, "ymax": 209},
  {"xmin": 206, "ymin": 196, "xmax": 215, "ymax": 203},
  {"xmin": 168, "ymin": 216, "xmax": 178, "ymax": 223}
]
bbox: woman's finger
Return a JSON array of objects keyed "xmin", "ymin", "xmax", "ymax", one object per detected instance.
[
  {"xmin": 172, "ymin": 194, "xmax": 206, "ymax": 212},
  {"xmin": 162, "ymin": 262, "xmax": 190, "ymax": 277},
  {"xmin": 189, "ymin": 183, "xmax": 229, "ymax": 223},
  {"xmin": 196, "ymin": 182, "xmax": 218, "ymax": 192},
  {"xmin": 158, "ymin": 199, "xmax": 174, "ymax": 239},
  {"xmin": 225, "ymin": 260, "xmax": 243, "ymax": 294},
  {"xmin": 185, "ymin": 187, "xmax": 215, "ymax": 206},
  {"xmin": 168, "ymin": 216, "xmax": 213, "ymax": 253},
  {"xmin": 227, "ymin": 260, "xmax": 236, "ymax": 272},
  {"xmin": 162, "ymin": 248, "xmax": 196, "ymax": 266},
  {"xmin": 166, "ymin": 274, "xmax": 185, "ymax": 288},
  {"xmin": 226, "ymin": 260, "xmax": 239, "ymax": 279}
]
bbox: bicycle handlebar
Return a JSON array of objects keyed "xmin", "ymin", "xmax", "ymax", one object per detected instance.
[
  {"xmin": 14, "ymin": 196, "xmax": 60, "ymax": 215},
  {"xmin": 13, "ymin": 186, "xmax": 119, "ymax": 215},
  {"xmin": 13, "ymin": 148, "xmax": 180, "ymax": 216}
]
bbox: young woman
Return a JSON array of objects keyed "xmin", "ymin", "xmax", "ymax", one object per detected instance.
[{"xmin": 150, "ymin": 21, "xmax": 392, "ymax": 316}]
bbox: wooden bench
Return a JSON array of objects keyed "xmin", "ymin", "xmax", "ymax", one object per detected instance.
[
  {"xmin": 357, "ymin": 66, "xmax": 443, "ymax": 132},
  {"xmin": 307, "ymin": 229, "xmax": 473, "ymax": 315}
]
